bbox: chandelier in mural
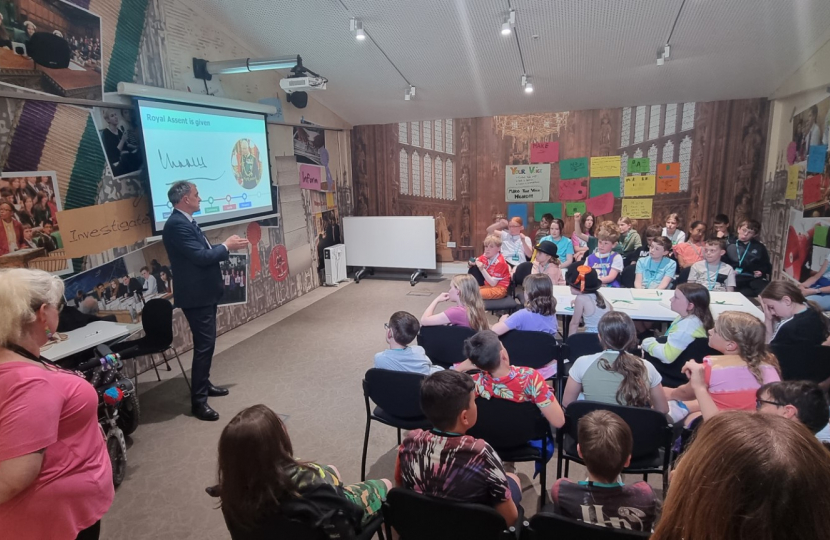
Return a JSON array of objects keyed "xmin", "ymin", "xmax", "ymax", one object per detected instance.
[{"xmin": 492, "ymin": 112, "xmax": 570, "ymax": 140}]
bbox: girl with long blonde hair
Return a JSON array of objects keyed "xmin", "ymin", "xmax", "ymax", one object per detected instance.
[{"xmin": 420, "ymin": 274, "xmax": 489, "ymax": 331}]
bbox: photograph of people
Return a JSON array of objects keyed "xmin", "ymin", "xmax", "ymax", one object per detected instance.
[
  {"xmin": 232, "ymin": 139, "xmax": 262, "ymax": 189},
  {"xmin": 95, "ymin": 107, "xmax": 142, "ymax": 178}
]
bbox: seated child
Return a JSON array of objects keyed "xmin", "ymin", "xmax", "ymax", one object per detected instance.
[
  {"xmin": 486, "ymin": 217, "xmax": 533, "ymax": 268},
  {"xmin": 662, "ymin": 213, "xmax": 686, "ymax": 246},
  {"xmin": 374, "ymin": 311, "xmax": 442, "ymax": 375},
  {"xmin": 396, "ymin": 370, "xmax": 522, "ymax": 526},
  {"xmin": 470, "ymin": 234, "xmax": 511, "ymax": 300},
  {"xmin": 673, "ymin": 221, "xmax": 707, "ymax": 269},
  {"xmin": 532, "ymin": 240, "xmax": 565, "ymax": 285},
  {"xmin": 635, "ymin": 236, "xmax": 676, "ymax": 290},
  {"xmin": 626, "ymin": 224, "xmax": 663, "ymax": 266},
  {"xmin": 799, "ymin": 249, "xmax": 830, "ymax": 311},
  {"xmin": 756, "ymin": 380, "xmax": 830, "ymax": 443},
  {"xmin": 723, "ymin": 219, "xmax": 771, "ymax": 297},
  {"xmin": 760, "ymin": 280, "xmax": 830, "ymax": 348},
  {"xmin": 615, "ymin": 216, "xmax": 642, "ymax": 259},
  {"xmin": 571, "ymin": 211, "xmax": 596, "ymax": 262},
  {"xmin": 688, "ymin": 238, "xmax": 736, "ymax": 292},
  {"xmin": 461, "ymin": 330, "xmax": 565, "ymax": 429},
  {"xmin": 586, "ymin": 223, "xmax": 624, "ymax": 287},
  {"xmin": 420, "ymin": 274, "xmax": 490, "ymax": 331},
  {"xmin": 534, "ymin": 212, "xmax": 554, "ymax": 245},
  {"xmin": 539, "ymin": 218, "xmax": 574, "ymax": 268},
  {"xmin": 712, "ymin": 213, "xmax": 737, "ymax": 244},
  {"xmin": 566, "ymin": 265, "xmax": 611, "ymax": 336},
  {"xmin": 551, "ymin": 410, "xmax": 659, "ymax": 532}
]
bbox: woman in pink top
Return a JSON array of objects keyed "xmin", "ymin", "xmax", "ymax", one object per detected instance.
[
  {"xmin": 420, "ymin": 274, "xmax": 489, "ymax": 331},
  {"xmin": 0, "ymin": 269, "xmax": 113, "ymax": 539},
  {"xmin": 666, "ymin": 311, "xmax": 780, "ymax": 421}
]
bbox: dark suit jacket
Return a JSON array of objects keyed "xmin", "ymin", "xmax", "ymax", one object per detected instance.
[{"xmin": 162, "ymin": 209, "xmax": 229, "ymax": 309}]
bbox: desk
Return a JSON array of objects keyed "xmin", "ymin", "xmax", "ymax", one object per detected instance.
[
  {"xmin": 552, "ymin": 286, "xmax": 763, "ymax": 323},
  {"xmin": 41, "ymin": 321, "xmax": 136, "ymax": 362},
  {"xmin": 0, "ymin": 247, "xmax": 45, "ymax": 268}
]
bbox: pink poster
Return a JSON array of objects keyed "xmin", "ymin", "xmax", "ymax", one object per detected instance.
[
  {"xmin": 530, "ymin": 141, "xmax": 559, "ymax": 164},
  {"xmin": 559, "ymin": 179, "xmax": 588, "ymax": 200},
  {"xmin": 299, "ymin": 164, "xmax": 323, "ymax": 191},
  {"xmin": 586, "ymin": 192, "xmax": 614, "ymax": 216}
]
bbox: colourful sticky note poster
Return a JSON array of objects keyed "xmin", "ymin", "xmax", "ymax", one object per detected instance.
[
  {"xmin": 560, "ymin": 157, "xmax": 589, "ymax": 179},
  {"xmin": 565, "ymin": 202, "xmax": 586, "ymax": 216},
  {"xmin": 807, "ymin": 145, "xmax": 828, "ymax": 174},
  {"xmin": 590, "ymin": 177, "xmax": 621, "ymax": 198},
  {"xmin": 590, "ymin": 156, "xmax": 621, "ymax": 177},
  {"xmin": 624, "ymin": 175, "xmax": 656, "ymax": 197},
  {"xmin": 621, "ymin": 198, "xmax": 653, "ymax": 219},
  {"xmin": 530, "ymin": 141, "xmax": 560, "ymax": 163},
  {"xmin": 534, "ymin": 202, "xmax": 562, "ymax": 221},
  {"xmin": 813, "ymin": 225, "xmax": 829, "ymax": 247},
  {"xmin": 628, "ymin": 157, "xmax": 650, "ymax": 173},
  {"xmin": 299, "ymin": 164, "xmax": 323, "ymax": 191},
  {"xmin": 507, "ymin": 203, "xmax": 528, "ymax": 223},
  {"xmin": 786, "ymin": 165, "xmax": 800, "ymax": 200},
  {"xmin": 559, "ymin": 179, "xmax": 588, "ymax": 200},
  {"xmin": 803, "ymin": 175, "xmax": 825, "ymax": 205},
  {"xmin": 586, "ymin": 192, "xmax": 614, "ymax": 216}
]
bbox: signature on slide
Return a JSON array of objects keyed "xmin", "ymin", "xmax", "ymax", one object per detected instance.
[{"xmin": 158, "ymin": 149, "xmax": 209, "ymax": 170}]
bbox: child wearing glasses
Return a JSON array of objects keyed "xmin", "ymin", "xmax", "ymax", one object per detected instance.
[{"xmin": 374, "ymin": 311, "xmax": 442, "ymax": 375}]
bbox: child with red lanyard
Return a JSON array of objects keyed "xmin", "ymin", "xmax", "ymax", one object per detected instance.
[{"xmin": 471, "ymin": 235, "xmax": 511, "ymax": 299}]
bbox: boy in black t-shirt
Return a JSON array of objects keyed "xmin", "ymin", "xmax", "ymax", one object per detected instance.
[
  {"xmin": 551, "ymin": 410, "xmax": 659, "ymax": 532},
  {"xmin": 723, "ymin": 219, "xmax": 771, "ymax": 297}
]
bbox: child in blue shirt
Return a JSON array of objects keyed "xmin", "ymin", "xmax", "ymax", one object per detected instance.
[
  {"xmin": 375, "ymin": 311, "xmax": 442, "ymax": 375},
  {"xmin": 635, "ymin": 236, "xmax": 676, "ymax": 289}
]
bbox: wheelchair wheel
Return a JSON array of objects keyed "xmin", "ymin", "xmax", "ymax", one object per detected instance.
[
  {"xmin": 107, "ymin": 428, "xmax": 127, "ymax": 487},
  {"xmin": 117, "ymin": 393, "xmax": 140, "ymax": 435}
]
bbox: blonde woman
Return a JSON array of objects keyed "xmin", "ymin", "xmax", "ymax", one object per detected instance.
[
  {"xmin": 0, "ymin": 269, "xmax": 113, "ymax": 539},
  {"xmin": 421, "ymin": 274, "xmax": 489, "ymax": 331}
]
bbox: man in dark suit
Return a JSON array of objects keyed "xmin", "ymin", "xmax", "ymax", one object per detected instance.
[{"xmin": 162, "ymin": 181, "xmax": 249, "ymax": 421}]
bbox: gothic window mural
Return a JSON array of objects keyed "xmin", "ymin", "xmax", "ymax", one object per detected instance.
[
  {"xmin": 679, "ymin": 135, "xmax": 693, "ymax": 191},
  {"xmin": 446, "ymin": 159, "xmax": 454, "ymax": 199},
  {"xmin": 648, "ymin": 144, "xmax": 658, "ymax": 176},
  {"xmin": 411, "ymin": 121, "xmax": 420, "ymax": 147},
  {"xmin": 681, "ymin": 102, "xmax": 696, "ymax": 131},
  {"xmin": 620, "ymin": 151, "xmax": 628, "ymax": 194},
  {"xmin": 423, "ymin": 153, "xmax": 432, "ymax": 196},
  {"xmin": 398, "ymin": 122, "xmax": 408, "ymax": 144},
  {"xmin": 434, "ymin": 119, "xmax": 443, "ymax": 153},
  {"xmin": 423, "ymin": 120, "xmax": 432, "ymax": 150},
  {"xmin": 665, "ymin": 104, "xmax": 678, "ymax": 136},
  {"xmin": 412, "ymin": 150, "xmax": 420, "ymax": 195},
  {"xmin": 435, "ymin": 157, "xmax": 443, "ymax": 200},
  {"xmin": 648, "ymin": 106, "xmax": 661, "ymax": 140},
  {"xmin": 435, "ymin": 155, "xmax": 444, "ymax": 199},
  {"xmin": 662, "ymin": 139, "xmax": 675, "ymax": 164},
  {"xmin": 399, "ymin": 148, "xmax": 408, "ymax": 195},
  {"xmin": 445, "ymin": 120, "xmax": 454, "ymax": 154},
  {"xmin": 634, "ymin": 105, "xmax": 646, "ymax": 144},
  {"xmin": 621, "ymin": 107, "xmax": 631, "ymax": 147}
]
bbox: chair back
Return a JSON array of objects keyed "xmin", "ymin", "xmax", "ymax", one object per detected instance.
[
  {"xmin": 501, "ymin": 330, "xmax": 559, "ymax": 370},
  {"xmin": 771, "ymin": 344, "xmax": 830, "ymax": 382},
  {"xmin": 363, "ymin": 369, "xmax": 426, "ymax": 419},
  {"xmin": 513, "ymin": 261, "xmax": 534, "ymax": 288},
  {"xmin": 141, "ymin": 299, "xmax": 175, "ymax": 348},
  {"xmin": 618, "ymin": 264, "xmax": 637, "ymax": 288},
  {"xmin": 383, "ymin": 488, "xmax": 512, "ymax": 540},
  {"xmin": 528, "ymin": 512, "xmax": 651, "ymax": 539},
  {"xmin": 562, "ymin": 401, "xmax": 670, "ymax": 462},
  {"xmin": 565, "ymin": 333, "xmax": 603, "ymax": 361},
  {"xmin": 645, "ymin": 336, "xmax": 716, "ymax": 388},
  {"xmin": 467, "ymin": 397, "xmax": 549, "ymax": 450},
  {"xmin": 417, "ymin": 325, "xmax": 476, "ymax": 368}
]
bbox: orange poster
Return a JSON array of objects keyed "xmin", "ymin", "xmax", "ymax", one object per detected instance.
[{"xmin": 656, "ymin": 162, "xmax": 681, "ymax": 193}]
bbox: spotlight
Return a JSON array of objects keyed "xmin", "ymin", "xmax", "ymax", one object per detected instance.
[
  {"xmin": 525, "ymin": 83, "xmax": 534, "ymax": 94},
  {"xmin": 501, "ymin": 9, "xmax": 516, "ymax": 36},
  {"xmin": 350, "ymin": 18, "xmax": 366, "ymax": 41},
  {"xmin": 405, "ymin": 85, "xmax": 416, "ymax": 101},
  {"xmin": 656, "ymin": 44, "xmax": 670, "ymax": 65},
  {"xmin": 521, "ymin": 75, "xmax": 533, "ymax": 94},
  {"xmin": 501, "ymin": 22, "xmax": 511, "ymax": 35}
]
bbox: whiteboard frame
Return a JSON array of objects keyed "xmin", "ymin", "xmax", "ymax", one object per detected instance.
[{"xmin": 343, "ymin": 216, "xmax": 437, "ymax": 270}]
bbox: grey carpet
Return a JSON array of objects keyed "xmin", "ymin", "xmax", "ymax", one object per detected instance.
[{"xmin": 101, "ymin": 279, "xmax": 655, "ymax": 539}]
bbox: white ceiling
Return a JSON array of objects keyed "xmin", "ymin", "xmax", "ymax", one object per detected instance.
[{"xmin": 198, "ymin": 0, "xmax": 830, "ymax": 126}]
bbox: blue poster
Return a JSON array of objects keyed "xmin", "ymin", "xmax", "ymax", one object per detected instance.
[
  {"xmin": 507, "ymin": 203, "xmax": 528, "ymax": 223},
  {"xmin": 807, "ymin": 145, "xmax": 828, "ymax": 174}
]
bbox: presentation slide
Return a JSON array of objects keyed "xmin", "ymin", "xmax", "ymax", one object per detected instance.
[{"xmin": 137, "ymin": 99, "xmax": 274, "ymax": 232}]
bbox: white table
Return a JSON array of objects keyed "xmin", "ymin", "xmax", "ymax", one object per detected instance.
[
  {"xmin": 551, "ymin": 286, "xmax": 764, "ymax": 323},
  {"xmin": 41, "ymin": 321, "xmax": 137, "ymax": 362}
]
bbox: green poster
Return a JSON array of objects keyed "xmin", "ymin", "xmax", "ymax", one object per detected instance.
[{"xmin": 589, "ymin": 177, "xmax": 621, "ymax": 198}]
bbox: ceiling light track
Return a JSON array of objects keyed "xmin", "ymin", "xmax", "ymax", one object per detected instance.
[
  {"xmin": 658, "ymin": 0, "xmax": 686, "ymax": 65},
  {"xmin": 504, "ymin": 1, "xmax": 532, "ymax": 95}
]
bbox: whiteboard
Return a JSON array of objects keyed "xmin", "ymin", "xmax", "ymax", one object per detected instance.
[{"xmin": 343, "ymin": 216, "xmax": 437, "ymax": 270}]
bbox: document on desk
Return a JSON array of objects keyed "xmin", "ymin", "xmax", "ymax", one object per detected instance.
[
  {"xmin": 609, "ymin": 299, "xmax": 642, "ymax": 311},
  {"xmin": 631, "ymin": 290, "xmax": 662, "ymax": 301}
]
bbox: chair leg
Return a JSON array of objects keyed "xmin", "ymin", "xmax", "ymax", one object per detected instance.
[
  {"xmin": 662, "ymin": 469, "xmax": 669, "ymax": 496},
  {"xmin": 375, "ymin": 523, "xmax": 385, "ymax": 540},
  {"xmin": 151, "ymin": 352, "xmax": 162, "ymax": 382},
  {"xmin": 397, "ymin": 428, "xmax": 402, "ymax": 445},
  {"xmin": 361, "ymin": 417, "xmax": 372, "ymax": 482},
  {"xmin": 564, "ymin": 458, "xmax": 570, "ymax": 478},
  {"xmin": 163, "ymin": 350, "xmax": 172, "ymax": 371},
  {"xmin": 172, "ymin": 349, "xmax": 191, "ymax": 392},
  {"xmin": 539, "ymin": 437, "xmax": 548, "ymax": 509}
]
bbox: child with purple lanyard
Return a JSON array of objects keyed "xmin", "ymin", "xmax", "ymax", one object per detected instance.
[{"xmin": 586, "ymin": 228, "xmax": 624, "ymax": 287}]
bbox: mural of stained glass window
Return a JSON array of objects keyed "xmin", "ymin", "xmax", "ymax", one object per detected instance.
[
  {"xmin": 434, "ymin": 119, "xmax": 443, "ymax": 153},
  {"xmin": 620, "ymin": 152, "xmax": 628, "ymax": 195},
  {"xmin": 423, "ymin": 153, "xmax": 432, "ymax": 197},
  {"xmin": 662, "ymin": 140, "xmax": 675, "ymax": 164},
  {"xmin": 399, "ymin": 149, "xmax": 408, "ymax": 194},
  {"xmin": 434, "ymin": 155, "xmax": 444, "ymax": 199},
  {"xmin": 679, "ymin": 135, "xmax": 692, "ymax": 191},
  {"xmin": 664, "ymin": 104, "xmax": 677, "ymax": 136},
  {"xmin": 398, "ymin": 122, "xmax": 407, "ymax": 144},
  {"xmin": 445, "ymin": 120, "xmax": 454, "ymax": 154},
  {"xmin": 446, "ymin": 159, "xmax": 454, "ymax": 199},
  {"xmin": 648, "ymin": 145, "xmax": 658, "ymax": 176},
  {"xmin": 620, "ymin": 107, "xmax": 631, "ymax": 147},
  {"xmin": 411, "ymin": 150, "xmax": 420, "ymax": 196},
  {"xmin": 634, "ymin": 106, "xmax": 646, "ymax": 144},
  {"xmin": 435, "ymin": 157, "xmax": 443, "ymax": 201},
  {"xmin": 633, "ymin": 147, "xmax": 643, "ymax": 159},
  {"xmin": 648, "ymin": 106, "xmax": 660, "ymax": 140},
  {"xmin": 411, "ymin": 121, "xmax": 420, "ymax": 147},
  {"xmin": 681, "ymin": 102, "xmax": 696, "ymax": 131},
  {"xmin": 423, "ymin": 120, "xmax": 432, "ymax": 150}
]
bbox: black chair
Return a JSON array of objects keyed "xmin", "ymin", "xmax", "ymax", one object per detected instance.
[
  {"xmin": 556, "ymin": 333, "xmax": 603, "ymax": 401},
  {"xmin": 470, "ymin": 266, "xmax": 522, "ymax": 314},
  {"xmin": 673, "ymin": 266, "xmax": 691, "ymax": 287},
  {"xmin": 556, "ymin": 401, "xmax": 673, "ymax": 494},
  {"xmin": 467, "ymin": 398, "xmax": 552, "ymax": 507},
  {"xmin": 513, "ymin": 262, "xmax": 534, "ymax": 304},
  {"xmin": 618, "ymin": 264, "xmax": 637, "ymax": 288},
  {"xmin": 643, "ymin": 336, "xmax": 717, "ymax": 388},
  {"xmin": 770, "ymin": 344, "xmax": 830, "ymax": 383},
  {"xmin": 383, "ymin": 488, "xmax": 516, "ymax": 540},
  {"xmin": 500, "ymin": 330, "xmax": 560, "ymax": 371},
  {"xmin": 109, "ymin": 299, "xmax": 190, "ymax": 391},
  {"xmin": 361, "ymin": 369, "xmax": 431, "ymax": 480},
  {"xmin": 525, "ymin": 512, "xmax": 651, "ymax": 539},
  {"xmin": 417, "ymin": 325, "xmax": 476, "ymax": 368}
]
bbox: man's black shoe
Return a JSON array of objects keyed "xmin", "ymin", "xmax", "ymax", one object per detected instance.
[
  {"xmin": 208, "ymin": 385, "xmax": 229, "ymax": 397},
  {"xmin": 192, "ymin": 403, "xmax": 220, "ymax": 421}
]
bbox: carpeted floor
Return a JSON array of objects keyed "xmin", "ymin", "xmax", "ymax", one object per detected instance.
[{"xmin": 101, "ymin": 278, "xmax": 657, "ymax": 539}]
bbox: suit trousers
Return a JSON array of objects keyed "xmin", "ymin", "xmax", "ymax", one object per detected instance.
[{"xmin": 182, "ymin": 304, "xmax": 218, "ymax": 406}]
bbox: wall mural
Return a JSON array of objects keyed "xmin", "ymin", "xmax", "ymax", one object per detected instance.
[{"xmin": 352, "ymin": 99, "xmax": 769, "ymax": 261}]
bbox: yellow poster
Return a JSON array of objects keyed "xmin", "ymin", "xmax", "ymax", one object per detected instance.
[
  {"xmin": 785, "ymin": 164, "xmax": 800, "ymax": 200},
  {"xmin": 326, "ymin": 192, "xmax": 335, "ymax": 208},
  {"xmin": 621, "ymin": 198, "xmax": 653, "ymax": 219},
  {"xmin": 624, "ymin": 175, "xmax": 656, "ymax": 197},
  {"xmin": 590, "ymin": 156, "xmax": 621, "ymax": 178}
]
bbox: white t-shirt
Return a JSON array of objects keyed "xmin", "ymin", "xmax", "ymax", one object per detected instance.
[
  {"xmin": 662, "ymin": 228, "xmax": 686, "ymax": 245},
  {"xmin": 499, "ymin": 230, "xmax": 532, "ymax": 265}
]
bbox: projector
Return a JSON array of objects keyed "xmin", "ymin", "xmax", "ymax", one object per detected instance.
[{"xmin": 279, "ymin": 77, "xmax": 327, "ymax": 94}]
